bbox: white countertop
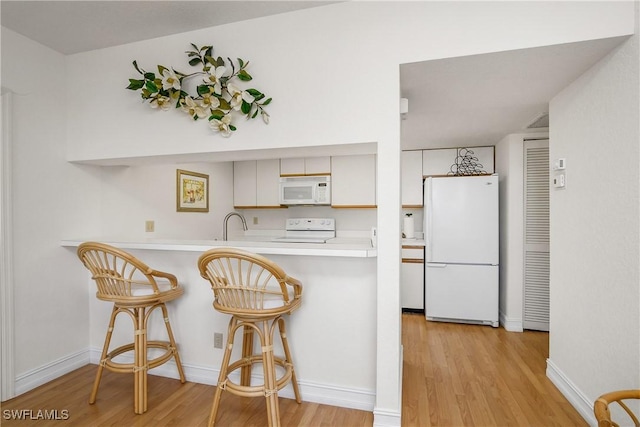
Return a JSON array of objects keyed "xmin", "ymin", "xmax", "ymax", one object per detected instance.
[
  {"xmin": 60, "ymin": 236, "xmax": 377, "ymax": 258},
  {"xmin": 402, "ymin": 238, "xmax": 426, "ymax": 247}
]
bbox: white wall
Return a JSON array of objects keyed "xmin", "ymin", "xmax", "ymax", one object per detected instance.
[
  {"xmin": 65, "ymin": 2, "xmax": 636, "ymax": 164},
  {"xmin": 496, "ymin": 133, "xmax": 525, "ymax": 331},
  {"xmin": 2, "ymin": 2, "xmax": 636, "ymax": 424},
  {"xmin": 240, "ymin": 206, "xmax": 378, "ymax": 236},
  {"xmin": 96, "ymin": 162, "xmax": 235, "ymax": 240},
  {"xmin": 495, "ymin": 131, "xmax": 549, "ymax": 332},
  {"xmin": 547, "ymin": 7, "xmax": 640, "ymax": 422},
  {"xmin": 86, "ymin": 160, "xmax": 379, "ymax": 241},
  {"xmin": 88, "ymin": 250, "xmax": 378, "ymax": 409},
  {"xmin": 0, "ymin": 28, "xmax": 97, "ymax": 393}
]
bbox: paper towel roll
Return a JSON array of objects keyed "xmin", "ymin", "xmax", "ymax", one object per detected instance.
[{"xmin": 403, "ymin": 216, "xmax": 415, "ymax": 239}]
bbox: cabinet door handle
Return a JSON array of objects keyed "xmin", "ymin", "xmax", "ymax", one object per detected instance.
[{"xmin": 426, "ymin": 263, "xmax": 447, "ymax": 268}]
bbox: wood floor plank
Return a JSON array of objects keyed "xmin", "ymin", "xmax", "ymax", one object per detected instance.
[
  {"xmin": 2, "ymin": 314, "xmax": 587, "ymax": 426},
  {"xmin": 401, "ymin": 313, "xmax": 587, "ymax": 427}
]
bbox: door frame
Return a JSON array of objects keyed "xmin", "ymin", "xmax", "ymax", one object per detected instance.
[
  {"xmin": 522, "ymin": 138, "xmax": 550, "ymax": 332},
  {"xmin": 1, "ymin": 91, "xmax": 15, "ymax": 400}
]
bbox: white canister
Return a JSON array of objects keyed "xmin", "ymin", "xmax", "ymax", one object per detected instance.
[{"xmin": 403, "ymin": 216, "xmax": 415, "ymax": 239}]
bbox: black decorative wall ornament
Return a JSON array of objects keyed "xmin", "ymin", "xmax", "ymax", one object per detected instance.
[{"xmin": 448, "ymin": 148, "xmax": 487, "ymax": 176}]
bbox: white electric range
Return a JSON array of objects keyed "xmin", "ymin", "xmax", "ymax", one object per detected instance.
[{"xmin": 272, "ymin": 218, "xmax": 336, "ymax": 243}]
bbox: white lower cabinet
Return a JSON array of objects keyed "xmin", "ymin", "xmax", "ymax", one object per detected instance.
[{"xmin": 401, "ymin": 247, "xmax": 424, "ymax": 310}]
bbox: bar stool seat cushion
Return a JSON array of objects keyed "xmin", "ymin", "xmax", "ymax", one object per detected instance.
[
  {"xmin": 77, "ymin": 241, "xmax": 186, "ymax": 415},
  {"xmin": 130, "ymin": 279, "xmax": 173, "ymax": 296},
  {"xmin": 198, "ymin": 248, "xmax": 303, "ymax": 427}
]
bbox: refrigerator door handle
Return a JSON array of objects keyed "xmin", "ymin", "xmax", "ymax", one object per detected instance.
[
  {"xmin": 426, "ymin": 178, "xmax": 433, "ymax": 262},
  {"xmin": 426, "ymin": 263, "xmax": 447, "ymax": 268}
]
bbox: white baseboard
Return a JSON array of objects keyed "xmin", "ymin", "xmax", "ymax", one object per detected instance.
[
  {"xmin": 15, "ymin": 346, "xmax": 375, "ymax": 412},
  {"xmin": 15, "ymin": 349, "xmax": 89, "ymax": 397},
  {"xmin": 546, "ymin": 358, "xmax": 594, "ymax": 425},
  {"xmin": 89, "ymin": 346, "xmax": 375, "ymax": 411},
  {"xmin": 371, "ymin": 345, "xmax": 402, "ymax": 426},
  {"xmin": 373, "ymin": 408, "xmax": 401, "ymax": 427},
  {"xmin": 499, "ymin": 311, "xmax": 524, "ymax": 332}
]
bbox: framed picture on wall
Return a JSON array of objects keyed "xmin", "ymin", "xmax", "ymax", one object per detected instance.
[{"xmin": 176, "ymin": 169, "xmax": 209, "ymax": 212}]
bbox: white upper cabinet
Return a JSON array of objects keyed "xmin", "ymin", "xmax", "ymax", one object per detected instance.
[
  {"xmin": 280, "ymin": 156, "xmax": 331, "ymax": 176},
  {"xmin": 234, "ymin": 159, "xmax": 282, "ymax": 208},
  {"xmin": 466, "ymin": 146, "xmax": 494, "ymax": 174},
  {"xmin": 401, "ymin": 150, "xmax": 423, "ymax": 207},
  {"xmin": 233, "ymin": 160, "xmax": 257, "ymax": 208},
  {"xmin": 331, "ymin": 154, "xmax": 376, "ymax": 208},
  {"xmin": 279, "ymin": 158, "xmax": 305, "ymax": 176},
  {"xmin": 422, "ymin": 148, "xmax": 457, "ymax": 176},
  {"xmin": 304, "ymin": 156, "xmax": 331, "ymax": 175},
  {"xmin": 256, "ymin": 159, "xmax": 282, "ymax": 207}
]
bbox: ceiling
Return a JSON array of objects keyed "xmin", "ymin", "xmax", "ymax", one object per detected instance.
[
  {"xmin": 400, "ymin": 36, "xmax": 628, "ymax": 150},
  {"xmin": 0, "ymin": 1, "xmax": 338, "ymax": 55},
  {"xmin": 1, "ymin": 1, "xmax": 629, "ymax": 153}
]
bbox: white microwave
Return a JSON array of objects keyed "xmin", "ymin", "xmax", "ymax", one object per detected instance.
[{"xmin": 279, "ymin": 176, "xmax": 331, "ymax": 205}]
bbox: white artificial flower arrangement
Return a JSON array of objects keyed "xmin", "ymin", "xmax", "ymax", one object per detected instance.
[{"xmin": 126, "ymin": 44, "xmax": 271, "ymax": 137}]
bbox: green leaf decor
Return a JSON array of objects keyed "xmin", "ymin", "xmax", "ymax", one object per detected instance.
[{"xmin": 126, "ymin": 43, "xmax": 271, "ymax": 137}]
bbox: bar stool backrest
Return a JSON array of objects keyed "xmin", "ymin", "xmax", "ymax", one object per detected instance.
[
  {"xmin": 198, "ymin": 248, "xmax": 302, "ymax": 316},
  {"xmin": 594, "ymin": 390, "xmax": 640, "ymax": 427},
  {"xmin": 78, "ymin": 242, "xmax": 178, "ymax": 303}
]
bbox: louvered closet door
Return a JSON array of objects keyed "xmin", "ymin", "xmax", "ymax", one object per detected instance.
[{"xmin": 524, "ymin": 139, "xmax": 550, "ymax": 331}]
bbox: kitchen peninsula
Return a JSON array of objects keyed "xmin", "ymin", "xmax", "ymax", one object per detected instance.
[
  {"xmin": 61, "ymin": 236, "xmax": 376, "ymax": 258},
  {"xmin": 61, "ymin": 237, "xmax": 378, "ymax": 410}
]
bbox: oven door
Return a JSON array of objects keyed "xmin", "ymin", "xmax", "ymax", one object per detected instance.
[{"xmin": 280, "ymin": 182, "xmax": 316, "ymax": 205}]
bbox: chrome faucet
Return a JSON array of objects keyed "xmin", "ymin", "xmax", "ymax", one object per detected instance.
[{"xmin": 223, "ymin": 212, "xmax": 248, "ymax": 241}]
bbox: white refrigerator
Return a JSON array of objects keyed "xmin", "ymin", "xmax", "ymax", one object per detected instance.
[{"xmin": 424, "ymin": 175, "xmax": 499, "ymax": 327}]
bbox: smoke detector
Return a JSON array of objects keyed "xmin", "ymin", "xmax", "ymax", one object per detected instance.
[{"xmin": 400, "ymin": 98, "xmax": 409, "ymax": 120}]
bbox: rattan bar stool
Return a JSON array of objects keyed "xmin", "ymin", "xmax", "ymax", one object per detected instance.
[
  {"xmin": 77, "ymin": 242, "xmax": 186, "ymax": 414},
  {"xmin": 198, "ymin": 248, "xmax": 303, "ymax": 427},
  {"xmin": 594, "ymin": 389, "xmax": 640, "ymax": 427}
]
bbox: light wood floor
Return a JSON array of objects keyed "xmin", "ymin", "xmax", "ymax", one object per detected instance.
[
  {"xmin": 1, "ymin": 313, "xmax": 586, "ymax": 426},
  {"xmin": 402, "ymin": 313, "xmax": 587, "ymax": 426}
]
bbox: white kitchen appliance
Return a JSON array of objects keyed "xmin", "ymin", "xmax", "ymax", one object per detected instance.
[
  {"xmin": 279, "ymin": 176, "xmax": 331, "ymax": 205},
  {"xmin": 272, "ymin": 218, "xmax": 335, "ymax": 243},
  {"xmin": 424, "ymin": 175, "xmax": 499, "ymax": 327}
]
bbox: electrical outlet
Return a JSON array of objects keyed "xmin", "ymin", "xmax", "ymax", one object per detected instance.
[
  {"xmin": 145, "ymin": 220, "xmax": 155, "ymax": 232},
  {"xmin": 253, "ymin": 216, "xmax": 259, "ymax": 225},
  {"xmin": 214, "ymin": 332, "xmax": 223, "ymax": 349}
]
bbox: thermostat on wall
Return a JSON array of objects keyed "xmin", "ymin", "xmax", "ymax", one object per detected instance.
[
  {"xmin": 554, "ymin": 158, "xmax": 566, "ymax": 170},
  {"xmin": 553, "ymin": 173, "xmax": 566, "ymax": 188}
]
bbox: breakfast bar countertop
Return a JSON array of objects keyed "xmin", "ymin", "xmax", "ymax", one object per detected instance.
[
  {"xmin": 60, "ymin": 236, "xmax": 378, "ymax": 258},
  {"xmin": 63, "ymin": 234, "xmax": 379, "ymax": 410}
]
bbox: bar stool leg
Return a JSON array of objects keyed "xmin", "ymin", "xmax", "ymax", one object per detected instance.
[
  {"xmin": 278, "ymin": 317, "xmax": 301, "ymax": 403},
  {"xmin": 209, "ymin": 316, "xmax": 238, "ymax": 427},
  {"xmin": 261, "ymin": 319, "xmax": 280, "ymax": 427},
  {"xmin": 240, "ymin": 325, "xmax": 254, "ymax": 386},
  {"xmin": 133, "ymin": 307, "xmax": 148, "ymax": 415},
  {"xmin": 160, "ymin": 303, "xmax": 186, "ymax": 383},
  {"xmin": 90, "ymin": 305, "xmax": 118, "ymax": 405}
]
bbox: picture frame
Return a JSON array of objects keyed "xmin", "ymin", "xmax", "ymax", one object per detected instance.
[{"xmin": 176, "ymin": 169, "xmax": 209, "ymax": 212}]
